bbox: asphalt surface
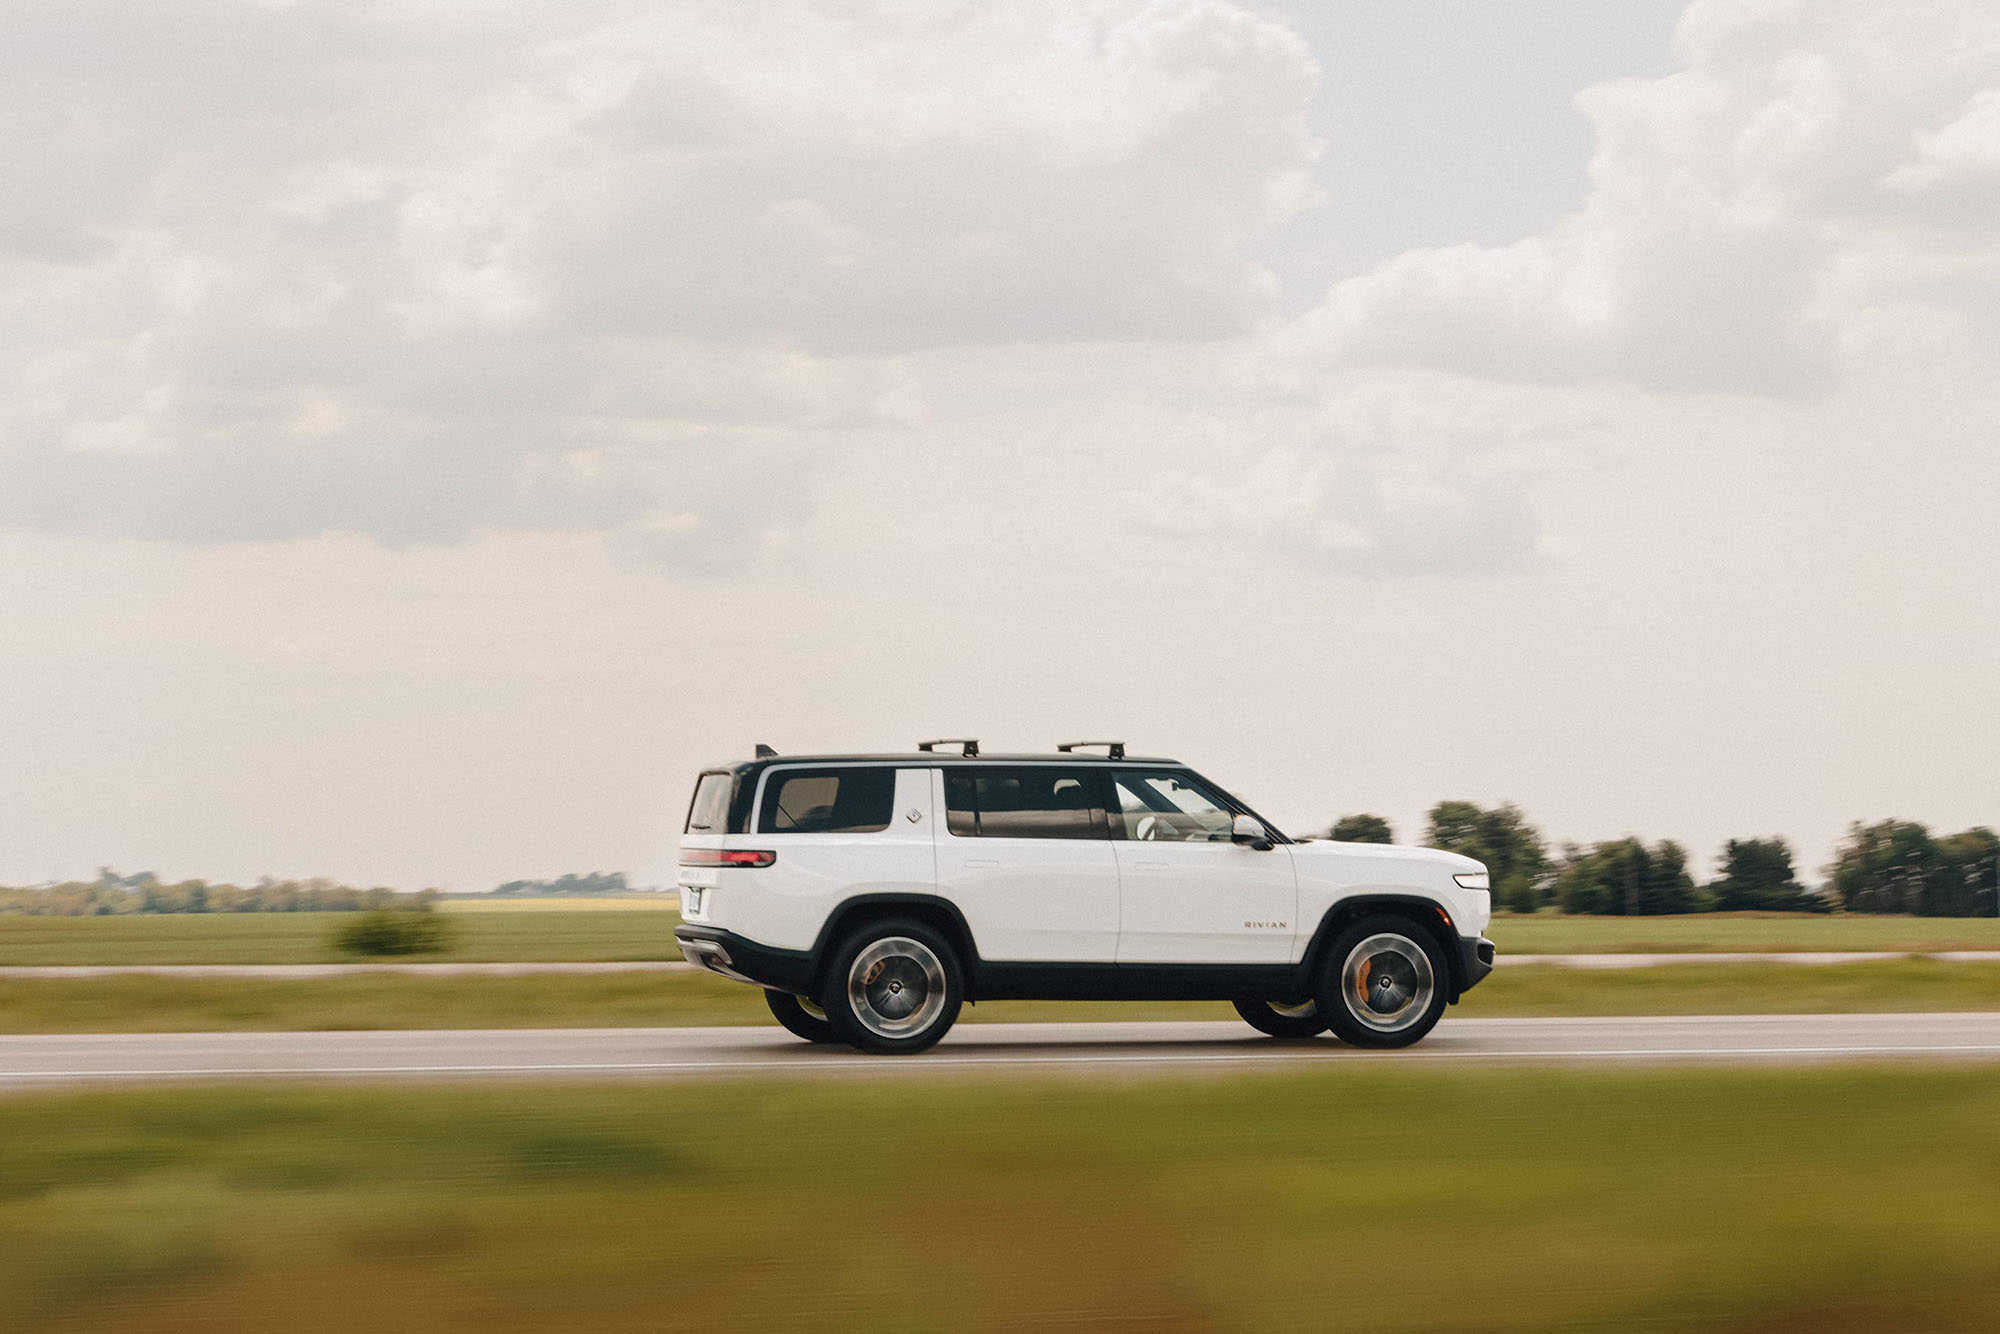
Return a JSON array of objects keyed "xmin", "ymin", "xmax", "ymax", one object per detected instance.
[
  {"xmin": 8, "ymin": 952, "xmax": 2000, "ymax": 978},
  {"xmin": 5, "ymin": 1012, "xmax": 2000, "ymax": 1087}
]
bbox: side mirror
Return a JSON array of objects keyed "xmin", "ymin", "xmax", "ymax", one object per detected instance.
[{"xmin": 1230, "ymin": 814, "xmax": 1272, "ymax": 851}]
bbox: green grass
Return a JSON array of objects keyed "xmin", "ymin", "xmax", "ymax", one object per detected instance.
[
  {"xmin": 1490, "ymin": 911, "xmax": 2000, "ymax": 953},
  {"xmin": 4, "ymin": 959, "xmax": 2000, "ymax": 1034},
  {"xmin": 11, "ymin": 908, "xmax": 2000, "ymax": 972},
  {"xmin": 9, "ymin": 910, "xmax": 2000, "ymax": 968},
  {"xmin": 4, "ymin": 1068, "xmax": 2000, "ymax": 1331},
  {"xmin": 0, "ymin": 911, "xmax": 681, "ymax": 965}
]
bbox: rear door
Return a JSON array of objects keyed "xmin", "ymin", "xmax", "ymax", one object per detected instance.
[
  {"xmin": 932, "ymin": 765, "xmax": 1120, "ymax": 962},
  {"xmin": 1110, "ymin": 768, "xmax": 1297, "ymax": 964}
]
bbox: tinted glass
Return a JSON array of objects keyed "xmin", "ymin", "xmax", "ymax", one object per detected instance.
[
  {"xmin": 943, "ymin": 766, "xmax": 1107, "ymax": 840},
  {"xmin": 1111, "ymin": 770, "xmax": 1235, "ymax": 842},
  {"xmin": 685, "ymin": 773, "xmax": 734, "ymax": 834},
  {"xmin": 759, "ymin": 767, "xmax": 894, "ymax": 834}
]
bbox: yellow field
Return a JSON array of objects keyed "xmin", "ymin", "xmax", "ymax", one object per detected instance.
[{"xmin": 438, "ymin": 895, "xmax": 679, "ymax": 913}]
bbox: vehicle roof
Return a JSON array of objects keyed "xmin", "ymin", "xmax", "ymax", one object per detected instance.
[{"xmin": 709, "ymin": 752, "xmax": 1182, "ymax": 776}]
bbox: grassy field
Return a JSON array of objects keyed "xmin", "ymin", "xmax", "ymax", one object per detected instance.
[
  {"xmin": 9, "ymin": 910, "xmax": 2000, "ymax": 968},
  {"xmin": 5, "ymin": 1067, "xmax": 2000, "ymax": 1331},
  {"xmin": 4, "ymin": 959, "xmax": 2000, "ymax": 1033},
  {"xmin": 1490, "ymin": 911, "xmax": 2000, "ymax": 953},
  {"xmin": 0, "ymin": 911, "xmax": 682, "ymax": 965}
]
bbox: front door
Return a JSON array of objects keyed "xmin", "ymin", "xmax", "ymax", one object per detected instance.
[{"xmin": 1109, "ymin": 768, "xmax": 1298, "ymax": 964}]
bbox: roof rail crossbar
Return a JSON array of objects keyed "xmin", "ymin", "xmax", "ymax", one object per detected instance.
[
  {"xmin": 916, "ymin": 738, "xmax": 980, "ymax": 757},
  {"xmin": 1056, "ymin": 740, "xmax": 1126, "ymax": 760}
]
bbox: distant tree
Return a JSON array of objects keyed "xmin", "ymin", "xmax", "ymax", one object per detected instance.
[
  {"xmin": 1839, "ymin": 822, "xmax": 2000, "ymax": 916},
  {"xmin": 493, "ymin": 871, "xmax": 631, "ymax": 896},
  {"xmin": 1710, "ymin": 837, "xmax": 1819, "ymax": 912},
  {"xmin": 1833, "ymin": 820, "xmax": 1942, "ymax": 914},
  {"xmin": 1425, "ymin": 801, "xmax": 1550, "ymax": 912},
  {"xmin": 1555, "ymin": 838, "xmax": 1698, "ymax": 915},
  {"xmin": 1329, "ymin": 814, "xmax": 1395, "ymax": 844},
  {"xmin": 141, "ymin": 879, "xmax": 207, "ymax": 914},
  {"xmin": 1937, "ymin": 828, "xmax": 2000, "ymax": 917}
]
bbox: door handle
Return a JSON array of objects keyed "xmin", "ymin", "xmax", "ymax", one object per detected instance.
[
  {"xmin": 965, "ymin": 858, "xmax": 999, "ymax": 869},
  {"xmin": 1133, "ymin": 861, "xmax": 1168, "ymax": 871}
]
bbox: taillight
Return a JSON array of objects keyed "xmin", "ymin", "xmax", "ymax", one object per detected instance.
[{"xmin": 679, "ymin": 848, "xmax": 776, "ymax": 868}]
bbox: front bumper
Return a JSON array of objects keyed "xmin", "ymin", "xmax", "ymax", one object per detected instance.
[
  {"xmin": 675, "ymin": 924, "xmax": 815, "ymax": 995},
  {"xmin": 1456, "ymin": 935, "xmax": 1496, "ymax": 996}
]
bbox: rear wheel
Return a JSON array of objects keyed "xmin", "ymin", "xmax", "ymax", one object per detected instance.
[
  {"xmin": 1317, "ymin": 915, "xmax": 1448, "ymax": 1049},
  {"xmin": 765, "ymin": 989, "xmax": 837, "ymax": 1043},
  {"xmin": 820, "ymin": 919, "xmax": 963, "ymax": 1055},
  {"xmin": 1231, "ymin": 997, "xmax": 1330, "ymax": 1039}
]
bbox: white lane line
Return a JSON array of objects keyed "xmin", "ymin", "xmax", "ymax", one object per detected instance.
[{"xmin": 9, "ymin": 1042, "xmax": 2000, "ymax": 1080}]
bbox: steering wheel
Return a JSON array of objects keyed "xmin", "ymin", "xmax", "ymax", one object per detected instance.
[{"xmin": 1135, "ymin": 814, "xmax": 1171, "ymax": 841}]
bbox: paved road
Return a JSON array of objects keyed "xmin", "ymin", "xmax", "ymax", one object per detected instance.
[
  {"xmin": 5, "ymin": 1013, "xmax": 2000, "ymax": 1087},
  {"xmin": 7, "ymin": 952, "xmax": 2000, "ymax": 978}
]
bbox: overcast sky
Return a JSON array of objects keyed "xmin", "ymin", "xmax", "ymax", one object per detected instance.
[{"xmin": 3, "ymin": 0, "xmax": 1997, "ymax": 891}]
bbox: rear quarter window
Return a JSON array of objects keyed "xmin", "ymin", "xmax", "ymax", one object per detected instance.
[
  {"xmin": 758, "ymin": 767, "xmax": 895, "ymax": 834},
  {"xmin": 685, "ymin": 773, "xmax": 734, "ymax": 834}
]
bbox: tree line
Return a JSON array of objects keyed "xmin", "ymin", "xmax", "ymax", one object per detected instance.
[
  {"xmin": 1, "ymin": 867, "xmax": 650, "ymax": 916},
  {"xmin": 0, "ymin": 868, "xmax": 437, "ymax": 917},
  {"xmin": 491, "ymin": 871, "xmax": 633, "ymax": 896},
  {"xmin": 1329, "ymin": 804, "xmax": 2000, "ymax": 916}
]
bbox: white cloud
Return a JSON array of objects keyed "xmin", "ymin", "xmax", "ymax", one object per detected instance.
[
  {"xmin": 0, "ymin": 0, "xmax": 1319, "ymax": 554},
  {"xmin": 1886, "ymin": 88, "xmax": 2000, "ymax": 193},
  {"xmin": 1114, "ymin": 374, "xmax": 1605, "ymax": 577},
  {"xmin": 1279, "ymin": 0, "xmax": 2000, "ymax": 396}
]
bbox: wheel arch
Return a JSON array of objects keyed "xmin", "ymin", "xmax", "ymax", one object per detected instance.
[
  {"xmin": 808, "ymin": 893, "xmax": 980, "ymax": 995},
  {"xmin": 1303, "ymin": 894, "xmax": 1469, "ymax": 1002}
]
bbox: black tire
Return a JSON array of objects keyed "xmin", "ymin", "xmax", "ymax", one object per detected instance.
[
  {"xmin": 1316, "ymin": 914, "xmax": 1449, "ymax": 1049},
  {"xmin": 819, "ymin": 917, "xmax": 963, "ymax": 1055},
  {"xmin": 765, "ymin": 989, "xmax": 838, "ymax": 1043},
  {"xmin": 1231, "ymin": 997, "xmax": 1331, "ymax": 1039}
]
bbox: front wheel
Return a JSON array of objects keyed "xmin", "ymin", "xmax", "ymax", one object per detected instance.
[
  {"xmin": 1317, "ymin": 915, "xmax": 1448, "ymax": 1049},
  {"xmin": 820, "ymin": 919, "xmax": 963, "ymax": 1055},
  {"xmin": 765, "ymin": 989, "xmax": 838, "ymax": 1043},
  {"xmin": 1231, "ymin": 998, "xmax": 1330, "ymax": 1039}
]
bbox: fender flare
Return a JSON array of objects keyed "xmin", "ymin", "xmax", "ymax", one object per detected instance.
[
  {"xmin": 808, "ymin": 893, "xmax": 982, "ymax": 994},
  {"xmin": 1302, "ymin": 894, "xmax": 1469, "ymax": 1001}
]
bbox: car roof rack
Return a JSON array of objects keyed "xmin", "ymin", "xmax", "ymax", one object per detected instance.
[
  {"xmin": 916, "ymin": 738, "xmax": 980, "ymax": 756},
  {"xmin": 1056, "ymin": 740, "xmax": 1126, "ymax": 760}
]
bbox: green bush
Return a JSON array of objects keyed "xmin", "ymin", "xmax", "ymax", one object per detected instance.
[{"xmin": 333, "ymin": 909, "xmax": 455, "ymax": 957}]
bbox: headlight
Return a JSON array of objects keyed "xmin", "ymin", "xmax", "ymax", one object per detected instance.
[{"xmin": 1453, "ymin": 871, "xmax": 1489, "ymax": 891}]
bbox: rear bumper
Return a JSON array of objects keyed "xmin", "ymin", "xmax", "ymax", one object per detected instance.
[
  {"xmin": 1456, "ymin": 935, "xmax": 1496, "ymax": 996},
  {"xmin": 675, "ymin": 924, "xmax": 815, "ymax": 995}
]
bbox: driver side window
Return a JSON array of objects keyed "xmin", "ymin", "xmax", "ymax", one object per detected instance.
[{"xmin": 1111, "ymin": 771, "xmax": 1235, "ymax": 842}]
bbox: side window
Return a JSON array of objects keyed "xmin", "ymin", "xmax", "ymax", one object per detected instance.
[
  {"xmin": 758, "ymin": 767, "xmax": 895, "ymax": 834},
  {"xmin": 943, "ymin": 766, "xmax": 1108, "ymax": 840},
  {"xmin": 1111, "ymin": 771, "xmax": 1235, "ymax": 842},
  {"xmin": 685, "ymin": 773, "xmax": 734, "ymax": 833}
]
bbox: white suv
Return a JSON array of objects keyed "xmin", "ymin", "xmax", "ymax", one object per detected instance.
[{"xmin": 675, "ymin": 741, "xmax": 1494, "ymax": 1054}]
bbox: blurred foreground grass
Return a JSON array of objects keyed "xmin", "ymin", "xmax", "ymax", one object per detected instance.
[
  {"xmin": 0, "ymin": 910, "xmax": 680, "ymax": 965},
  {"xmin": 5, "ymin": 959, "xmax": 2000, "ymax": 1033},
  {"xmin": 4, "ymin": 1067, "xmax": 2000, "ymax": 1332}
]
